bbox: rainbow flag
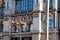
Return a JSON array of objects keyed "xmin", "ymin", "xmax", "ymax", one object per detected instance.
[
  {"xmin": 20, "ymin": 20, "xmax": 26, "ymax": 24},
  {"xmin": 11, "ymin": 20, "xmax": 19, "ymax": 25}
]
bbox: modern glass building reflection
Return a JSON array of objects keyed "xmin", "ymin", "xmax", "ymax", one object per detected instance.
[
  {"xmin": 49, "ymin": 0, "xmax": 54, "ymax": 7},
  {"xmin": 49, "ymin": 15, "xmax": 53, "ymax": 29},
  {"xmin": 15, "ymin": 0, "xmax": 34, "ymax": 11}
]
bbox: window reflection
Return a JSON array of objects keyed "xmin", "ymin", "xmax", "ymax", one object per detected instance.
[
  {"xmin": 49, "ymin": 15, "xmax": 53, "ymax": 29},
  {"xmin": 49, "ymin": 0, "xmax": 54, "ymax": 8},
  {"xmin": 15, "ymin": 0, "xmax": 33, "ymax": 11}
]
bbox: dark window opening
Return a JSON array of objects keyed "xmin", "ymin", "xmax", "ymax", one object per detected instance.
[
  {"xmin": 0, "ymin": 21, "xmax": 3, "ymax": 32},
  {"xmin": 11, "ymin": 37, "xmax": 32, "ymax": 40},
  {"xmin": 21, "ymin": 37, "xmax": 32, "ymax": 40},
  {"xmin": 11, "ymin": 37, "xmax": 20, "ymax": 40}
]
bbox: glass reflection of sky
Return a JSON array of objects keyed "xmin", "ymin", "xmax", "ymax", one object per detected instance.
[
  {"xmin": 15, "ymin": 0, "xmax": 33, "ymax": 11},
  {"xmin": 50, "ymin": 0, "xmax": 53, "ymax": 7},
  {"xmin": 49, "ymin": 15, "xmax": 53, "ymax": 29}
]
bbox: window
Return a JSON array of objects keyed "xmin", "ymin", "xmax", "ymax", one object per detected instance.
[
  {"xmin": 15, "ymin": 0, "xmax": 33, "ymax": 11},
  {"xmin": 49, "ymin": 0, "xmax": 54, "ymax": 8},
  {"xmin": 11, "ymin": 37, "xmax": 20, "ymax": 40},
  {"xmin": 2, "ymin": 3, "xmax": 5, "ymax": 15},
  {"xmin": 49, "ymin": 15, "xmax": 53, "ymax": 29},
  {"xmin": 0, "ymin": 19, "xmax": 3, "ymax": 32}
]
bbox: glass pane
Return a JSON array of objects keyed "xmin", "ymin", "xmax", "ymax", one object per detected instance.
[
  {"xmin": 49, "ymin": 0, "xmax": 54, "ymax": 8},
  {"xmin": 15, "ymin": 0, "xmax": 33, "ymax": 11},
  {"xmin": 49, "ymin": 15, "xmax": 53, "ymax": 29}
]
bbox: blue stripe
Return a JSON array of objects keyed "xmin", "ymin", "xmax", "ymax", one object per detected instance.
[
  {"xmin": 49, "ymin": 15, "xmax": 53, "ymax": 29},
  {"xmin": 49, "ymin": 0, "xmax": 54, "ymax": 7},
  {"xmin": 15, "ymin": 0, "xmax": 33, "ymax": 11}
]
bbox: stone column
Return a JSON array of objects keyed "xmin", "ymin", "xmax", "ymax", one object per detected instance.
[
  {"xmin": 54, "ymin": 0, "xmax": 58, "ymax": 29},
  {"xmin": 32, "ymin": 0, "xmax": 43, "ymax": 32},
  {"xmin": 32, "ymin": 33, "xmax": 41, "ymax": 40},
  {"xmin": 53, "ymin": 0, "xmax": 58, "ymax": 40},
  {"xmin": 3, "ymin": 17, "xmax": 11, "ymax": 32},
  {"xmin": 32, "ymin": 0, "xmax": 44, "ymax": 40}
]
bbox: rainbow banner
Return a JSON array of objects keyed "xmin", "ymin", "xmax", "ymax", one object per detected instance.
[
  {"xmin": 11, "ymin": 20, "xmax": 19, "ymax": 25},
  {"xmin": 20, "ymin": 20, "xmax": 26, "ymax": 24}
]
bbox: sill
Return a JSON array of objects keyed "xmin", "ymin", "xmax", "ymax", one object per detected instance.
[{"xmin": 49, "ymin": 28, "xmax": 57, "ymax": 31}]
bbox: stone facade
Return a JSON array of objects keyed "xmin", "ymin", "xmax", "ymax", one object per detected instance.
[{"xmin": 0, "ymin": 0, "xmax": 59, "ymax": 40}]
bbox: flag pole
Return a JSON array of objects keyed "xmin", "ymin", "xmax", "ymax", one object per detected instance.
[{"xmin": 46, "ymin": 0, "xmax": 49, "ymax": 40}]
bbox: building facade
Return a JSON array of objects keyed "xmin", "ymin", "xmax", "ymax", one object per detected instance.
[{"xmin": 0, "ymin": 0, "xmax": 60, "ymax": 40}]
